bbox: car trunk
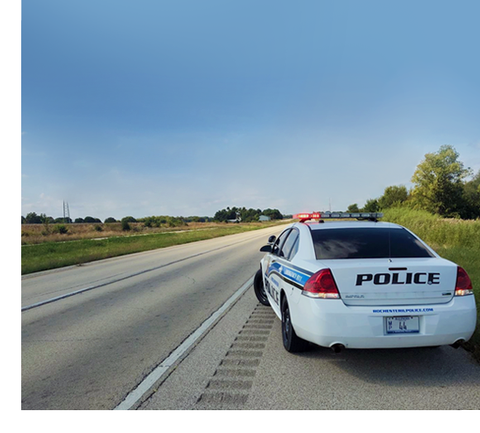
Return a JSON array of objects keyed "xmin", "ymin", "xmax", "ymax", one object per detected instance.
[{"xmin": 327, "ymin": 258, "xmax": 457, "ymax": 306}]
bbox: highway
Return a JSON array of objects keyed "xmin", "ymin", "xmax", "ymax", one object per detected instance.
[
  {"xmin": 21, "ymin": 225, "xmax": 286, "ymax": 410},
  {"xmin": 22, "ymin": 224, "xmax": 480, "ymax": 410}
]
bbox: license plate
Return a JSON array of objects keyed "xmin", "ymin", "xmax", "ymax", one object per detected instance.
[{"xmin": 385, "ymin": 316, "xmax": 419, "ymax": 334}]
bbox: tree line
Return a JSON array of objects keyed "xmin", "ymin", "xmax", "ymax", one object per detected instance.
[
  {"xmin": 22, "ymin": 213, "xmax": 212, "ymax": 226},
  {"xmin": 22, "ymin": 213, "xmax": 116, "ymax": 224},
  {"xmin": 213, "ymin": 207, "xmax": 283, "ymax": 222},
  {"xmin": 347, "ymin": 145, "xmax": 480, "ymax": 219}
]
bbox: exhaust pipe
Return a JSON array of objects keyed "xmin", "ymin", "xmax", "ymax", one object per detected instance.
[
  {"xmin": 331, "ymin": 343, "xmax": 345, "ymax": 353},
  {"xmin": 450, "ymin": 339, "xmax": 465, "ymax": 349}
]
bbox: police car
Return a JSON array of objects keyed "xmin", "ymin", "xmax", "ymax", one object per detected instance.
[{"xmin": 253, "ymin": 212, "xmax": 477, "ymax": 353}]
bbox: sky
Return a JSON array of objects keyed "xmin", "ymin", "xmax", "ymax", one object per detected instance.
[{"xmin": 20, "ymin": 0, "xmax": 480, "ymax": 221}]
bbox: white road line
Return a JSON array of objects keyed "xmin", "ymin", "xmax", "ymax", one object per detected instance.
[{"xmin": 114, "ymin": 275, "xmax": 254, "ymax": 410}]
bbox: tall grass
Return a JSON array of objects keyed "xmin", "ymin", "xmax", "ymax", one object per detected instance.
[
  {"xmin": 383, "ymin": 208, "xmax": 480, "ymax": 248},
  {"xmin": 383, "ymin": 208, "xmax": 480, "ymax": 361}
]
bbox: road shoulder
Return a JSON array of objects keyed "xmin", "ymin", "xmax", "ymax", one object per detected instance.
[{"xmin": 141, "ymin": 289, "xmax": 480, "ymax": 410}]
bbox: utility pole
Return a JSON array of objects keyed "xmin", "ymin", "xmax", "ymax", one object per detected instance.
[{"xmin": 63, "ymin": 201, "xmax": 70, "ymax": 223}]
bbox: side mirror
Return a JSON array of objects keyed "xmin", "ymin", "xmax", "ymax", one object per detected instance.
[
  {"xmin": 268, "ymin": 235, "xmax": 276, "ymax": 243},
  {"xmin": 260, "ymin": 244, "xmax": 272, "ymax": 252}
]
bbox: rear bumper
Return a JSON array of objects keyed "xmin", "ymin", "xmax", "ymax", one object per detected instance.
[{"xmin": 291, "ymin": 294, "xmax": 477, "ymax": 349}]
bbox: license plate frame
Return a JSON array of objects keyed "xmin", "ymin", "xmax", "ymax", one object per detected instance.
[{"xmin": 385, "ymin": 316, "xmax": 419, "ymax": 334}]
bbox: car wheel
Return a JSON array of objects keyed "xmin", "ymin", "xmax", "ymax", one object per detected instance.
[
  {"xmin": 254, "ymin": 269, "xmax": 270, "ymax": 306},
  {"xmin": 281, "ymin": 296, "xmax": 308, "ymax": 353}
]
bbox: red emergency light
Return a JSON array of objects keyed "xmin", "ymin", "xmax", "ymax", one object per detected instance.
[{"xmin": 293, "ymin": 212, "xmax": 321, "ymax": 222}]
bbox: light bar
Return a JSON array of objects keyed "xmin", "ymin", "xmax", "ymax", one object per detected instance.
[
  {"xmin": 321, "ymin": 212, "xmax": 384, "ymax": 219},
  {"xmin": 293, "ymin": 212, "xmax": 383, "ymax": 222}
]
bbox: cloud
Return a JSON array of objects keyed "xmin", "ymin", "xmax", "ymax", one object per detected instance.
[{"xmin": 22, "ymin": 193, "xmax": 63, "ymax": 217}]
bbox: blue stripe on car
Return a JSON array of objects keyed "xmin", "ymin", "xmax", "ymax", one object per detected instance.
[{"xmin": 266, "ymin": 261, "xmax": 312, "ymax": 288}]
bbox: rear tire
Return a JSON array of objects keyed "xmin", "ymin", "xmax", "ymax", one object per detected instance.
[
  {"xmin": 254, "ymin": 269, "xmax": 270, "ymax": 306},
  {"xmin": 281, "ymin": 297, "xmax": 308, "ymax": 353}
]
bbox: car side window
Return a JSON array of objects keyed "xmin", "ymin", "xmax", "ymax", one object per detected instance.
[
  {"xmin": 281, "ymin": 229, "xmax": 299, "ymax": 261},
  {"xmin": 272, "ymin": 229, "xmax": 291, "ymax": 256}
]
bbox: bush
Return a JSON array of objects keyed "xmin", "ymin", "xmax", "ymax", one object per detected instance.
[
  {"xmin": 139, "ymin": 215, "xmax": 186, "ymax": 228},
  {"xmin": 52, "ymin": 224, "xmax": 68, "ymax": 235},
  {"xmin": 121, "ymin": 218, "xmax": 131, "ymax": 231}
]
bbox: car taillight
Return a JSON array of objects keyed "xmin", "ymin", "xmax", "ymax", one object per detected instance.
[
  {"xmin": 302, "ymin": 268, "xmax": 340, "ymax": 299},
  {"xmin": 455, "ymin": 267, "xmax": 473, "ymax": 296}
]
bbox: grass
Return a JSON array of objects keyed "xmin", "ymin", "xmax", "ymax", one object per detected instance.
[
  {"xmin": 382, "ymin": 207, "xmax": 480, "ymax": 248},
  {"xmin": 21, "ymin": 221, "xmax": 289, "ymax": 275},
  {"xmin": 383, "ymin": 208, "xmax": 480, "ymax": 361},
  {"xmin": 22, "ymin": 221, "xmax": 231, "ymax": 245}
]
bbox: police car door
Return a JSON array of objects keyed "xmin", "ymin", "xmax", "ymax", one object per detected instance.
[{"xmin": 265, "ymin": 228, "xmax": 300, "ymax": 317}]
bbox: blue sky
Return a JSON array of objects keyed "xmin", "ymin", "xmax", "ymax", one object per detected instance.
[{"xmin": 21, "ymin": 0, "xmax": 480, "ymax": 220}]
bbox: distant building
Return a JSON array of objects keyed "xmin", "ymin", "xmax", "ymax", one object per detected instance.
[{"xmin": 259, "ymin": 215, "xmax": 271, "ymax": 222}]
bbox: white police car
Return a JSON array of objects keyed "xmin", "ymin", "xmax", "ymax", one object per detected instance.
[{"xmin": 253, "ymin": 212, "xmax": 477, "ymax": 353}]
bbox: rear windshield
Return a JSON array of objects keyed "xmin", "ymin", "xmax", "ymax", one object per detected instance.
[{"xmin": 311, "ymin": 227, "xmax": 435, "ymax": 259}]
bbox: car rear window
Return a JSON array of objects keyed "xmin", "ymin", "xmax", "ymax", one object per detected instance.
[{"xmin": 311, "ymin": 227, "xmax": 435, "ymax": 259}]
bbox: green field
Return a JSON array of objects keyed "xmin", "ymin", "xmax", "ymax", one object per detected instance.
[
  {"xmin": 383, "ymin": 208, "xmax": 480, "ymax": 361},
  {"xmin": 21, "ymin": 222, "xmax": 287, "ymax": 275}
]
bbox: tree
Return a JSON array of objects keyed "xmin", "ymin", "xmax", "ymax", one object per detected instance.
[
  {"xmin": 214, "ymin": 208, "xmax": 238, "ymax": 222},
  {"xmin": 41, "ymin": 215, "xmax": 54, "ymax": 224},
  {"xmin": 410, "ymin": 145, "xmax": 471, "ymax": 217},
  {"xmin": 262, "ymin": 208, "xmax": 283, "ymax": 220},
  {"xmin": 122, "ymin": 216, "xmax": 137, "ymax": 223},
  {"xmin": 25, "ymin": 212, "xmax": 43, "ymax": 224},
  {"xmin": 378, "ymin": 185, "xmax": 409, "ymax": 209},
  {"xmin": 84, "ymin": 216, "xmax": 102, "ymax": 223},
  {"xmin": 214, "ymin": 206, "xmax": 283, "ymax": 222},
  {"xmin": 104, "ymin": 217, "xmax": 117, "ymax": 223},
  {"xmin": 363, "ymin": 198, "xmax": 380, "ymax": 212},
  {"xmin": 54, "ymin": 217, "xmax": 72, "ymax": 224},
  {"xmin": 347, "ymin": 203, "xmax": 360, "ymax": 213},
  {"xmin": 461, "ymin": 170, "xmax": 480, "ymax": 219}
]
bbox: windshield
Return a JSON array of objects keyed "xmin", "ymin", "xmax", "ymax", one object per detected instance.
[{"xmin": 311, "ymin": 227, "xmax": 435, "ymax": 260}]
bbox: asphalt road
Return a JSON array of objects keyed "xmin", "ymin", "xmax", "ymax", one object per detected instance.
[
  {"xmin": 22, "ymin": 223, "xmax": 480, "ymax": 410},
  {"xmin": 21, "ymin": 225, "xmax": 286, "ymax": 410}
]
